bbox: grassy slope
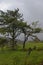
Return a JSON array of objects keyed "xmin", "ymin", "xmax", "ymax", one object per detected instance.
[{"xmin": 0, "ymin": 42, "xmax": 43, "ymax": 65}]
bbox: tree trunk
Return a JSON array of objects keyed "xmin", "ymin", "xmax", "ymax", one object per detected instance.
[
  {"xmin": 11, "ymin": 24, "xmax": 15, "ymax": 50},
  {"xmin": 23, "ymin": 40, "xmax": 26, "ymax": 50},
  {"xmin": 23, "ymin": 35, "xmax": 28, "ymax": 50},
  {"xmin": 23, "ymin": 37, "xmax": 26, "ymax": 50}
]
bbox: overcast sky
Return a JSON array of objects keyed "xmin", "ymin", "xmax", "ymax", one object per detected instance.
[
  {"xmin": 0, "ymin": 0, "xmax": 43, "ymax": 25},
  {"xmin": 0, "ymin": 0, "xmax": 43, "ymax": 40}
]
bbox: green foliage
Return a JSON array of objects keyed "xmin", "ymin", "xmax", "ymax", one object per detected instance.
[
  {"xmin": 32, "ymin": 21, "xmax": 39, "ymax": 28},
  {"xmin": 0, "ymin": 38, "xmax": 8, "ymax": 47},
  {"xmin": 0, "ymin": 8, "xmax": 42, "ymax": 50},
  {"xmin": 34, "ymin": 28, "xmax": 42, "ymax": 33},
  {"xmin": 0, "ymin": 8, "xmax": 27, "ymax": 50}
]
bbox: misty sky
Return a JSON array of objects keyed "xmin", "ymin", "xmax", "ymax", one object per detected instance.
[{"xmin": 0, "ymin": 0, "xmax": 43, "ymax": 40}]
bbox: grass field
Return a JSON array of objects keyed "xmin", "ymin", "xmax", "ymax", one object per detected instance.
[{"xmin": 0, "ymin": 42, "xmax": 43, "ymax": 65}]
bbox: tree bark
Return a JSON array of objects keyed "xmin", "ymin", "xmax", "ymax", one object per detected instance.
[
  {"xmin": 23, "ymin": 35, "xmax": 28, "ymax": 50},
  {"xmin": 11, "ymin": 24, "xmax": 15, "ymax": 50},
  {"xmin": 23, "ymin": 39, "xmax": 26, "ymax": 49}
]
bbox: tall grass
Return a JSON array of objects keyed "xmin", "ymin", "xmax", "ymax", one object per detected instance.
[{"xmin": 0, "ymin": 42, "xmax": 43, "ymax": 65}]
